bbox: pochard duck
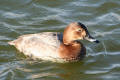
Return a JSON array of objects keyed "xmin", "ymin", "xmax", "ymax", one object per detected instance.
[{"xmin": 8, "ymin": 22, "xmax": 99, "ymax": 62}]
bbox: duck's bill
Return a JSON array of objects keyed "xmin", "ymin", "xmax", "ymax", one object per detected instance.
[{"xmin": 84, "ymin": 35, "xmax": 100, "ymax": 43}]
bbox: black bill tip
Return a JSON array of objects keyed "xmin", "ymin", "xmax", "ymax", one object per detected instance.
[{"xmin": 94, "ymin": 40, "xmax": 100, "ymax": 43}]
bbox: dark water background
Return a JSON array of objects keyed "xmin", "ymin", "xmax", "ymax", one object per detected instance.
[{"xmin": 0, "ymin": 0, "xmax": 120, "ymax": 80}]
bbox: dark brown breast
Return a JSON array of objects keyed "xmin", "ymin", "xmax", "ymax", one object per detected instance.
[{"xmin": 58, "ymin": 42, "xmax": 86, "ymax": 62}]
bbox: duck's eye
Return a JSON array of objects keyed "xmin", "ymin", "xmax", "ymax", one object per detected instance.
[{"xmin": 77, "ymin": 29, "xmax": 82, "ymax": 32}]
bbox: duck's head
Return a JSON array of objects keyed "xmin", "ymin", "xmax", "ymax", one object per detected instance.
[{"xmin": 63, "ymin": 22, "xmax": 99, "ymax": 45}]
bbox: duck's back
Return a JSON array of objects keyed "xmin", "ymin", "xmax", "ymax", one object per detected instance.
[{"xmin": 9, "ymin": 32, "xmax": 63, "ymax": 60}]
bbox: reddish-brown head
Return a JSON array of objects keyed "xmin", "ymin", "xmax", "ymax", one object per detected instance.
[{"xmin": 63, "ymin": 22, "xmax": 99, "ymax": 45}]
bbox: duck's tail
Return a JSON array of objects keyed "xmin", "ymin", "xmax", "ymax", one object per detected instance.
[{"xmin": 8, "ymin": 40, "xmax": 16, "ymax": 45}]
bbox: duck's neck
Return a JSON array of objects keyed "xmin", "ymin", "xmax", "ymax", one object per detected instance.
[
  {"xmin": 63, "ymin": 26, "xmax": 75, "ymax": 45},
  {"xmin": 58, "ymin": 41, "xmax": 86, "ymax": 60}
]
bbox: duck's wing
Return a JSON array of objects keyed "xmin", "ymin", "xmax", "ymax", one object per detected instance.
[
  {"xmin": 34, "ymin": 32, "xmax": 63, "ymax": 47},
  {"xmin": 8, "ymin": 32, "xmax": 63, "ymax": 52}
]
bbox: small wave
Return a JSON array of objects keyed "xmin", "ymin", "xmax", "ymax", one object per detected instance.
[
  {"xmin": 33, "ymin": 3, "xmax": 70, "ymax": 16},
  {"xmin": 27, "ymin": 72, "xmax": 56, "ymax": 79},
  {"xmin": 104, "ymin": 64, "xmax": 120, "ymax": 70},
  {"xmin": 3, "ymin": 12, "xmax": 27, "ymax": 19},
  {"xmin": 0, "ymin": 35, "xmax": 10, "ymax": 40},
  {"xmin": 2, "ymin": 22, "xmax": 22, "ymax": 35},
  {"xmin": 95, "ymin": 12, "xmax": 120, "ymax": 25},
  {"xmin": 70, "ymin": 1, "xmax": 103, "ymax": 7},
  {"xmin": 87, "ymin": 51, "xmax": 120, "ymax": 57},
  {"xmin": 17, "ymin": 67, "xmax": 33, "ymax": 72},
  {"xmin": 107, "ymin": 52, "xmax": 120, "ymax": 55},
  {"xmin": 0, "ymin": 61, "xmax": 20, "ymax": 79},
  {"xmin": 93, "ymin": 31, "xmax": 115, "ymax": 37},
  {"xmin": 32, "ymin": 4, "xmax": 71, "ymax": 23},
  {"xmin": 101, "ymin": 75, "xmax": 119, "ymax": 80},
  {"xmin": 85, "ymin": 70, "xmax": 108, "ymax": 74}
]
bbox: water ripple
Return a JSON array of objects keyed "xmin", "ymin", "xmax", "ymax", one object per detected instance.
[
  {"xmin": 0, "ymin": 0, "xmax": 120, "ymax": 80},
  {"xmin": 85, "ymin": 70, "xmax": 108, "ymax": 74},
  {"xmin": 95, "ymin": 12, "xmax": 120, "ymax": 25},
  {"xmin": 27, "ymin": 72, "xmax": 56, "ymax": 79},
  {"xmin": 3, "ymin": 12, "xmax": 27, "ymax": 19},
  {"xmin": 70, "ymin": 0, "xmax": 104, "ymax": 7},
  {"xmin": 104, "ymin": 64, "xmax": 120, "ymax": 70}
]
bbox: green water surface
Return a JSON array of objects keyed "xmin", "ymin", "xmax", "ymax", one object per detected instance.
[{"xmin": 0, "ymin": 0, "xmax": 120, "ymax": 80}]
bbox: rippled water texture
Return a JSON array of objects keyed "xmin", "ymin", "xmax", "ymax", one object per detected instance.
[{"xmin": 0, "ymin": 0, "xmax": 120, "ymax": 80}]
